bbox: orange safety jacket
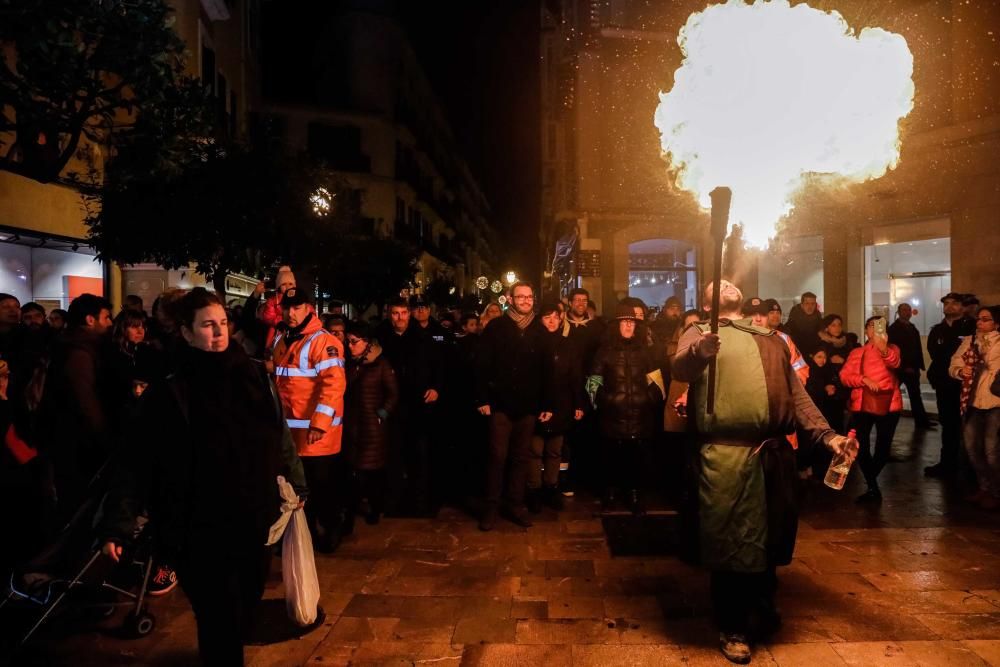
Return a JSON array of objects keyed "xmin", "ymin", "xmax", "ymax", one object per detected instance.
[
  {"xmin": 271, "ymin": 315, "xmax": 346, "ymax": 457},
  {"xmin": 776, "ymin": 330, "xmax": 809, "ymax": 450}
]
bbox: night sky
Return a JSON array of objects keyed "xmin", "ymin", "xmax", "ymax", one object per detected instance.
[{"xmin": 262, "ymin": 1, "xmax": 541, "ymax": 279}]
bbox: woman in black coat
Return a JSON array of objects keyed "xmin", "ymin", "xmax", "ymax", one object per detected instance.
[
  {"xmin": 100, "ymin": 288, "xmax": 306, "ymax": 667},
  {"xmin": 528, "ymin": 303, "xmax": 585, "ymax": 512},
  {"xmin": 344, "ymin": 323, "xmax": 399, "ymax": 525},
  {"xmin": 588, "ymin": 303, "xmax": 664, "ymax": 514}
]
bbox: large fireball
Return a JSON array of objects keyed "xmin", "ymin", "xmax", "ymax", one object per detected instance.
[{"xmin": 654, "ymin": 0, "xmax": 914, "ymax": 247}]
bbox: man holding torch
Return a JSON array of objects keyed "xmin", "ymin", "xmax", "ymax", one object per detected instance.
[{"xmin": 672, "ymin": 279, "xmax": 856, "ymax": 663}]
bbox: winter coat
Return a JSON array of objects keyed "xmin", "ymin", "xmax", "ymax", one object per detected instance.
[
  {"xmin": 839, "ymin": 342, "xmax": 902, "ymax": 413},
  {"xmin": 537, "ymin": 329, "xmax": 586, "ymax": 435},
  {"xmin": 271, "ymin": 313, "xmax": 347, "ymax": 456},
  {"xmin": 475, "ymin": 314, "xmax": 545, "ymax": 418},
  {"xmin": 927, "ymin": 316, "xmax": 976, "ymax": 390},
  {"xmin": 887, "ymin": 318, "xmax": 924, "ymax": 372},
  {"xmin": 805, "ymin": 361, "xmax": 843, "ymax": 409},
  {"xmin": 562, "ymin": 314, "xmax": 606, "ymax": 373},
  {"xmin": 949, "ymin": 332, "xmax": 1000, "ymax": 411},
  {"xmin": 784, "ymin": 305, "xmax": 823, "ymax": 356},
  {"xmin": 590, "ymin": 331, "xmax": 663, "ymax": 439},
  {"xmin": 99, "ymin": 343, "xmax": 306, "ymax": 558},
  {"xmin": 345, "ymin": 346, "xmax": 399, "ymax": 470},
  {"xmin": 377, "ymin": 320, "xmax": 446, "ymax": 413}
]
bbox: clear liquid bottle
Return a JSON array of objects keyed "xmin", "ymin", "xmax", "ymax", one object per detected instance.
[{"xmin": 824, "ymin": 429, "xmax": 857, "ymax": 490}]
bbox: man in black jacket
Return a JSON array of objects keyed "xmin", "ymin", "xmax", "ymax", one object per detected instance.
[
  {"xmin": 475, "ymin": 282, "xmax": 546, "ymax": 530},
  {"xmin": 377, "ymin": 296, "xmax": 444, "ymax": 515},
  {"xmin": 925, "ymin": 292, "xmax": 976, "ymax": 478},
  {"xmin": 888, "ymin": 303, "xmax": 934, "ymax": 429}
]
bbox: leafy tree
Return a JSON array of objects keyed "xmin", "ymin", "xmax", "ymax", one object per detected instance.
[
  {"xmin": 423, "ymin": 274, "xmax": 458, "ymax": 309},
  {"xmin": 0, "ymin": 0, "xmax": 209, "ymax": 185},
  {"xmin": 85, "ymin": 143, "xmax": 335, "ymax": 293},
  {"xmin": 315, "ymin": 237, "xmax": 418, "ymax": 316}
]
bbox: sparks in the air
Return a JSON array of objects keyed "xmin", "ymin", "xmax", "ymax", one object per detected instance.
[{"xmin": 654, "ymin": 0, "xmax": 914, "ymax": 247}]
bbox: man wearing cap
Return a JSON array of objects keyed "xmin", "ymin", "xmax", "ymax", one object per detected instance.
[
  {"xmin": 672, "ymin": 281, "xmax": 853, "ymax": 664},
  {"xmin": 763, "ymin": 299, "xmax": 783, "ymax": 333},
  {"xmin": 745, "ymin": 298, "xmax": 809, "ymax": 387},
  {"xmin": 962, "ymin": 294, "xmax": 980, "ymax": 320},
  {"xmin": 925, "ymin": 292, "xmax": 976, "ymax": 478},
  {"xmin": 272, "ymin": 287, "xmax": 348, "ymax": 552}
]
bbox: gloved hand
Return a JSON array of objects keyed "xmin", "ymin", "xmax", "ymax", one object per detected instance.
[
  {"xmin": 585, "ymin": 375, "xmax": 604, "ymax": 408},
  {"xmin": 826, "ymin": 434, "xmax": 858, "ymax": 462}
]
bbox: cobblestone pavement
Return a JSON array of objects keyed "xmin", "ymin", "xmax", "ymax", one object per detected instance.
[{"xmin": 12, "ymin": 419, "xmax": 1000, "ymax": 666}]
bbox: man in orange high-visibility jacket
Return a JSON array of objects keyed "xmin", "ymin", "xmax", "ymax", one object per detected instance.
[{"xmin": 272, "ymin": 287, "xmax": 347, "ymax": 552}]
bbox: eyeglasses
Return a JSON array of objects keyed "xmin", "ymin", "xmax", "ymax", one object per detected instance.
[
  {"xmin": 512, "ymin": 295, "xmax": 534, "ymax": 301},
  {"xmin": 977, "ymin": 317, "xmax": 994, "ymax": 323},
  {"xmin": 347, "ymin": 338, "xmax": 363, "ymax": 345}
]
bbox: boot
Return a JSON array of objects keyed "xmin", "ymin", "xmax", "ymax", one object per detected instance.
[
  {"xmin": 502, "ymin": 504, "xmax": 533, "ymax": 528},
  {"xmin": 544, "ymin": 485, "xmax": 565, "ymax": 511},
  {"xmin": 526, "ymin": 488, "xmax": 543, "ymax": 514},
  {"xmin": 479, "ymin": 505, "xmax": 499, "ymax": 532}
]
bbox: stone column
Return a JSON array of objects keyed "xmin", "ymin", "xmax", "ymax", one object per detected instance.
[{"xmin": 823, "ymin": 229, "xmax": 849, "ymax": 322}]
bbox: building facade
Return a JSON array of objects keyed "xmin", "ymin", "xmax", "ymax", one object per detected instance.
[
  {"xmin": 0, "ymin": 0, "xmax": 261, "ymax": 309},
  {"xmin": 541, "ymin": 0, "xmax": 1000, "ymax": 329},
  {"xmin": 260, "ymin": 1, "xmax": 496, "ymax": 300}
]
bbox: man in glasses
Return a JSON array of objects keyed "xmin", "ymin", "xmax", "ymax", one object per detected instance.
[{"xmin": 475, "ymin": 282, "xmax": 547, "ymax": 530}]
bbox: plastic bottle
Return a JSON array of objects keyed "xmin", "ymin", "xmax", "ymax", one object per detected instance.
[{"xmin": 824, "ymin": 429, "xmax": 857, "ymax": 490}]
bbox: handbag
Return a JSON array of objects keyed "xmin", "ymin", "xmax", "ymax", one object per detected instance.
[
  {"xmin": 991, "ymin": 372, "xmax": 1000, "ymax": 399},
  {"xmin": 859, "ymin": 348, "xmax": 893, "ymax": 416}
]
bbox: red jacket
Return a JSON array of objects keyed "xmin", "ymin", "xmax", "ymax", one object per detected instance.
[{"xmin": 839, "ymin": 342, "xmax": 902, "ymax": 413}]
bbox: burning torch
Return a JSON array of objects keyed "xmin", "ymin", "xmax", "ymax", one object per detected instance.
[{"xmin": 706, "ymin": 186, "xmax": 731, "ymax": 416}]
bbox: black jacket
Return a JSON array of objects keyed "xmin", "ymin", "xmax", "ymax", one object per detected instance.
[
  {"xmin": 377, "ymin": 320, "xmax": 446, "ymax": 410},
  {"xmin": 590, "ymin": 332, "xmax": 663, "ymax": 439},
  {"xmin": 100, "ymin": 344, "xmax": 306, "ymax": 557},
  {"xmin": 537, "ymin": 329, "xmax": 586, "ymax": 435},
  {"xmin": 476, "ymin": 314, "xmax": 545, "ymax": 418},
  {"xmin": 888, "ymin": 318, "xmax": 925, "ymax": 372},
  {"xmin": 927, "ymin": 316, "xmax": 976, "ymax": 389},
  {"xmin": 783, "ymin": 305, "xmax": 823, "ymax": 356}
]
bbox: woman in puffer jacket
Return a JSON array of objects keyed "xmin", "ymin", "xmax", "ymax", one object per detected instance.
[
  {"xmin": 839, "ymin": 316, "xmax": 902, "ymax": 503},
  {"xmin": 949, "ymin": 305, "xmax": 1000, "ymax": 510},
  {"xmin": 587, "ymin": 302, "xmax": 664, "ymax": 514},
  {"xmin": 344, "ymin": 322, "xmax": 399, "ymax": 525}
]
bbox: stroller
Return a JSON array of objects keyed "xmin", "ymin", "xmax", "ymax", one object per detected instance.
[{"xmin": 0, "ymin": 465, "xmax": 158, "ymax": 648}]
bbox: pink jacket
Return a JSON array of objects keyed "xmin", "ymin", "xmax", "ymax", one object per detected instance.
[
  {"xmin": 839, "ymin": 342, "xmax": 902, "ymax": 413},
  {"xmin": 260, "ymin": 294, "xmax": 284, "ymax": 328}
]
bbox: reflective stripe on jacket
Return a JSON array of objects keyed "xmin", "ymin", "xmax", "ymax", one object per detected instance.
[{"xmin": 272, "ymin": 316, "xmax": 346, "ymax": 456}]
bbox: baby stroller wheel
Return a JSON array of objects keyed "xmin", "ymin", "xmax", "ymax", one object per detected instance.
[{"xmin": 125, "ymin": 610, "xmax": 156, "ymax": 637}]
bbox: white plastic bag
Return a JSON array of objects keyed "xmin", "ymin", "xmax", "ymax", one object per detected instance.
[{"xmin": 267, "ymin": 476, "xmax": 320, "ymax": 626}]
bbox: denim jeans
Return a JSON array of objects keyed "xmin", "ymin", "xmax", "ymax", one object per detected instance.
[{"xmin": 963, "ymin": 407, "xmax": 1000, "ymax": 498}]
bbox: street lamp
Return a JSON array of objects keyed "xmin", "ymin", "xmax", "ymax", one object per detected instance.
[{"xmin": 505, "ymin": 270, "xmax": 517, "ymax": 285}]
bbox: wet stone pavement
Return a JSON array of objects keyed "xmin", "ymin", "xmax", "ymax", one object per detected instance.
[{"xmin": 13, "ymin": 419, "xmax": 1000, "ymax": 666}]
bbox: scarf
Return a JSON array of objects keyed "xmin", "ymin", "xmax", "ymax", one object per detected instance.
[
  {"xmin": 818, "ymin": 330, "xmax": 847, "ymax": 348},
  {"xmin": 507, "ymin": 308, "xmax": 536, "ymax": 330},
  {"xmin": 562, "ymin": 311, "xmax": 592, "ymax": 337},
  {"xmin": 960, "ymin": 334, "xmax": 985, "ymax": 416}
]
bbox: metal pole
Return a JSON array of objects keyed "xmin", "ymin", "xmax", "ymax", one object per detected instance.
[{"xmin": 706, "ymin": 187, "xmax": 732, "ymax": 415}]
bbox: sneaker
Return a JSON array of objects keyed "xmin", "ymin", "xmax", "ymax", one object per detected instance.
[
  {"xmin": 924, "ymin": 463, "xmax": 952, "ymax": 479},
  {"xmin": 719, "ymin": 632, "xmax": 752, "ymax": 664},
  {"xmin": 502, "ymin": 505, "xmax": 533, "ymax": 528},
  {"xmin": 148, "ymin": 564, "xmax": 178, "ymax": 597}
]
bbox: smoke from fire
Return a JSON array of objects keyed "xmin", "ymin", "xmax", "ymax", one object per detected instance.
[{"xmin": 654, "ymin": 0, "xmax": 914, "ymax": 247}]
